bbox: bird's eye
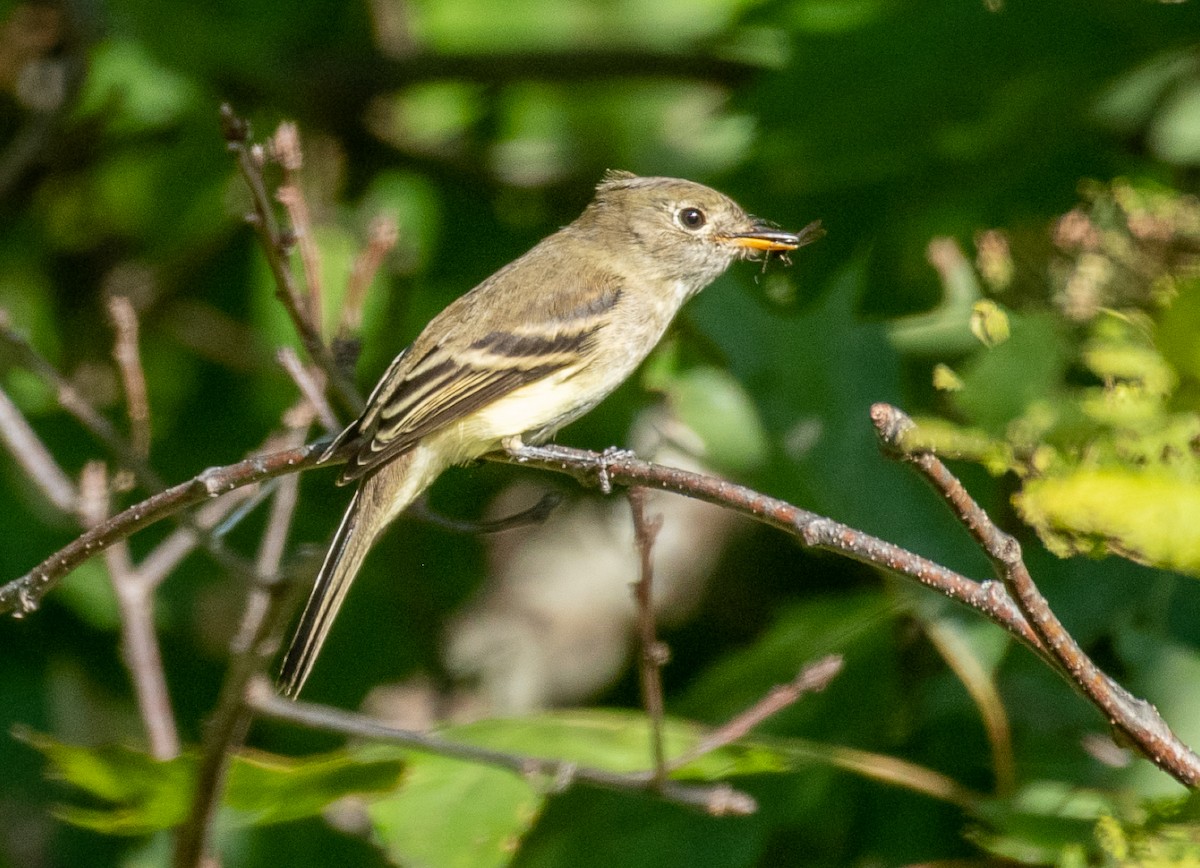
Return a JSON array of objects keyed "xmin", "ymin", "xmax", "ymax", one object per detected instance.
[{"xmin": 678, "ymin": 207, "xmax": 706, "ymax": 230}]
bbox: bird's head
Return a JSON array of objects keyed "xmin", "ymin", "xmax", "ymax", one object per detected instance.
[{"xmin": 581, "ymin": 170, "xmax": 822, "ymax": 289}]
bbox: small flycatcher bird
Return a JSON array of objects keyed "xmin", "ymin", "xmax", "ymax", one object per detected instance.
[{"xmin": 278, "ymin": 171, "xmax": 822, "ymax": 697}]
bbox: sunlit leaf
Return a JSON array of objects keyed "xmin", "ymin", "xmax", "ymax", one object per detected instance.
[{"xmin": 1015, "ymin": 471, "xmax": 1200, "ymax": 577}]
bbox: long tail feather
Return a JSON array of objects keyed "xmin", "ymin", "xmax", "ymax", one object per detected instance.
[{"xmin": 278, "ymin": 448, "xmax": 436, "ymax": 698}]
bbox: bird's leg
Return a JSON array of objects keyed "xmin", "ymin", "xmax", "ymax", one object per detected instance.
[{"xmin": 501, "ymin": 437, "xmax": 585, "ymax": 465}]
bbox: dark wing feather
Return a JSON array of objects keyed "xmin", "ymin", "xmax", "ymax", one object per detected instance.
[{"xmin": 335, "ymin": 276, "xmax": 622, "ymax": 484}]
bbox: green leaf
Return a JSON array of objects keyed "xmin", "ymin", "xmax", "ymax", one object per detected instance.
[
  {"xmin": 971, "ymin": 781, "xmax": 1116, "ymax": 865},
  {"xmin": 16, "ymin": 730, "xmax": 404, "ymax": 835},
  {"xmin": 1014, "ymin": 471, "xmax": 1200, "ymax": 577},
  {"xmin": 1148, "ymin": 78, "xmax": 1200, "ymax": 166},
  {"xmin": 224, "ymin": 748, "xmax": 405, "ymax": 826},
  {"xmin": 952, "ymin": 313, "xmax": 1070, "ymax": 434},
  {"xmin": 364, "ymin": 711, "xmax": 776, "ymax": 868},
  {"xmin": 1095, "ymin": 791, "xmax": 1200, "ymax": 866},
  {"xmin": 77, "ymin": 40, "xmax": 201, "ymax": 134},
  {"xmin": 15, "ymin": 728, "xmax": 193, "ymax": 835},
  {"xmin": 55, "ymin": 560, "xmax": 122, "ymax": 632},
  {"xmin": 368, "ymin": 753, "xmax": 541, "ymax": 868},
  {"xmin": 659, "ymin": 365, "xmax": 770, "ymax": 474}
]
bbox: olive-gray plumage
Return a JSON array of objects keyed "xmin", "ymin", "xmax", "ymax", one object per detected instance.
[{"xmin": 278, "ymin": 171, "xmax": 817, "ymax": 697}]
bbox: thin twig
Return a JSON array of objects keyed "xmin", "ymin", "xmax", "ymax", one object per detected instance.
[
  {"xmin": 627, "ymin": 487, "xmax": 668, "ymax": 786},
  {"xmin": 134, "ymin": 489, "xmax": 259, "ymax": 590},
  {"xmin": 668, "ymin": 655, "xmax": 843, "ymax": 771},
  {"xmin": 872, "ymin": 402, "xmax": 1200, "ymax": 788},
  {"xmin": 243, "ymin": 676, "xmax": 757, "ymax": 816},
  {"xmin": 1, "ymin": 312, "xmax": 259, "ymax": 580},
  {"xmin": 106, "ymin": 295, "xmax": 152, "ymax": 458},
  {"xmin": 219, "ymin": 105, "xmax": 363, "ymax": 417},
  {"xmin": 0, "ymin": 314, "xmax": 164, "ymax": 488},
  {"xmin": 271, "ymin": 122, "xmax": 323, "ymax": 330},
  {"xmin": 342, "ymin": 215, "xmax": 399, "ymax": 340},
  {"xmin": 0, "ymin": 383, "xmax": 77, "ymax": 512},
  {"xmin": 277, "ymin": 347, "xmax": 340, "ymax": 435}
]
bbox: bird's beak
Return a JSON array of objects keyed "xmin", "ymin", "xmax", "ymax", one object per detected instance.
[{"xmin": 724, "ymin": 220, "xmax": 826, "ymax": 252}]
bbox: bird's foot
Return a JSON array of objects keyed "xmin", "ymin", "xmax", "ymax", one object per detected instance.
[{"xmin": 596, "ymin": 445, "xmax": 636, "ymax": 495}]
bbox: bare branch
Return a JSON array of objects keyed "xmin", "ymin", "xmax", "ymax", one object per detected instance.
[
  {"xmin": 135, "ymin": 489, "xmax": 259, "ymax": 590},
  {"xmin": 499, "ymin": 442, "xmax": 1044, "ymax": 647},
  {"xmin": 668, "ymin": 655, "xmax": 843, "ymax": 771},
  {"xmin": 342, "ymin": 214, "xmax": 399, "ymax": 340},
  {"xmin": 499, "ymin": 441, "xmax": 1200, "ymax": 788},
  {"xmin": 0, "ymin": 382, "xmax": 77, "ymax": 512},
  {"xmin": 219, "ymin": 105, "xmax": 363, "ymax": 417},
  {"xmin": 1, "ymin": 312, "xmax": 261, "ymax": 582},
  {"xmin": 0, "ymin": 313, "xmax": 163, "ymax": 488},
  {"xmin": 871, "ymin": 402, "xmax": 1200, "ymax": 788},
  {"xmin": 9, "ymin": 429, "xmax": 1200, "ymax": 787},
  {"xmin": 1, "ymin": 440, "xmax": 326, "ymax": 617},
  {"xmin": 106, "ymin": 295, "xmax": 152, "ymax": 458},
  {"xmin": 272, "ymin": 122, "xmax": 323, "ymax": 330},
  {"xmin": 407, "ymin": 489, "xmax": 561, "ymax": 534},
  {"xmin": 277, "ymin": 348, "xmax": 340, "ymax": 435}
]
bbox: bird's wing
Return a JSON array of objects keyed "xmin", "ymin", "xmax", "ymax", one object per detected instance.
[{"xmin": 337, "ymin": 273, "xmax": 623, "ymax": 483}]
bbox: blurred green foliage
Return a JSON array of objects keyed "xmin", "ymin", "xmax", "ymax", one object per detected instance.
[{"xmin": 5, "ymin": 0, "xmax": 1200, "ymax": 865}]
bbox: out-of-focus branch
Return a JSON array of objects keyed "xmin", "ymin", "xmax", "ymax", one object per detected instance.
[
  {"xmin": 78, "ymin": 462, "xmax": 179, "ymax": 761},
  {"xmin": 342, "ymin": 215, "xmax": 399, "ymax": 340},
  {"xmin": 408, "ymin": 489, "xmax": 561, "ymax": 535},
  {"xmin": 0, "ymin": 312, "xmax": 163, "ymax": 489},
  {"xmin": 667, "ymin": 655, "xmax": 844, "ymax": 771},
  {"xmin": 921, "ymin": 617, "xmax": 1015, "ymax": 796},
  {"xmin": 0, "ymin": 382, "xmax": 76, "ymax": 513},
  {"xmin": 627, "ymin": 487, "xmax": 668, "ymax": 786},
  {"xmin": 1, "ymin": 309, "xmax": 260, "ymax": 581},
  {"xmin": 105, "ymin": 295, "xmax": 152, "ymax": 459},
  {"xmin": 219, "ymin": 105, "xmax": 364, "ymax": 418},
  {"xmin": 277, "ymin": 347, "xmax": 339, "ymax": 435},
  {"xmin": 272, "ymin": 122, "xmax": 324, "ymax": 330}
]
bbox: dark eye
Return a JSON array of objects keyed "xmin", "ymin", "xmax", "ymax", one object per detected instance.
[{"xmin": 678, "ymin": 207, "xmax": 706, "ymax": 230}]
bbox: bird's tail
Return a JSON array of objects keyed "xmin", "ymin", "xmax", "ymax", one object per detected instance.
[{"xmin": 278, "ymin": 447, "xmax": 440, "ymax": 698}]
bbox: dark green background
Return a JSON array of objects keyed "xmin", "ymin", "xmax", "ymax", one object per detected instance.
[{"xmin": 3, "ymin": 0, "xmax": 1200, "ymax": 865}]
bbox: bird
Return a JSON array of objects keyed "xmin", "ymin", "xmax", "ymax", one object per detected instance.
[{"xmin": 277, "ymin": 170, "xmax": 821, "ymax": 698}]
